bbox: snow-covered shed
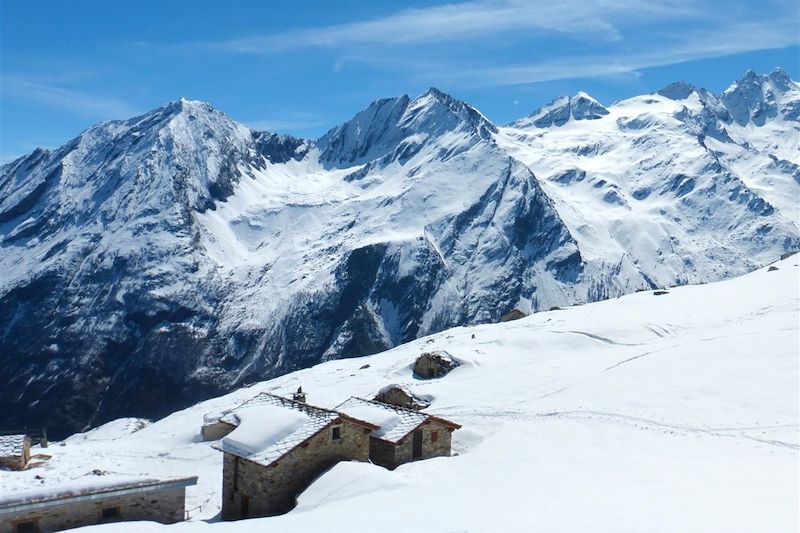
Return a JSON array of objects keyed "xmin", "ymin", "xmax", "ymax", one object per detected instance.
[
  {"xmin": 0, "ymin": 474, "xmax": 197, "ymax": 533},
  {"xmin": 200, "ymin": 410, "xmax": 239, "ymax": 442},
  {"xmin": 335, "ymin": 397, "xmax": 461, "ymax": 470},
  {"xmin": 212, "ymin": 392, "xmax": 378, "ymax": 520},
  {"xmin": 0, "ymin": 434, "xmax": 30, "ymax": 471}
]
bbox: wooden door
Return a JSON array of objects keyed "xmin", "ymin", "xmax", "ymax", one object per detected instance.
[{"xmin": 412, "ymin": 430, "xmax": 423, "ymax": 459}]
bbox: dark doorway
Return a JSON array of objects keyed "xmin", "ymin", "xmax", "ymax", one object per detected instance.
[
  {"xmin": 240, "ymin": 495, "xmax": 250, "ymax": 518},
  {"xmin": 412, "ymin": 430, "xmax": 423, "ymax": 459}
]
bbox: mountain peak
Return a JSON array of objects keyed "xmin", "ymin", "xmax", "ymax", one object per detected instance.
[
  {"xmin": 721, "ymin": 68, "xmax": 798, "ymax": 126},
  {"xmin": 403, "ymin": 88, "xmax": 496, "ymax": 136},
  {"xmin": 511, "ymin": 92, "xmax": 608, "ymax": 129},
  {"xmin": 158, "ymin": 97, "xmax": 218, "ymax": 119},
  {"xmin": 657, "ymin": 81, "xmax": 698, "ymax": 101},
  {"xmin": 420, "ymin": 86, "xmax": 450, "ymax": 100},
  {"xmin": 768, "ymin": 67, "xmax": 795, "ymax": 91},
  {"xmin": 317, "ymin": 89, "xmax": 496, "ymax": 168}
]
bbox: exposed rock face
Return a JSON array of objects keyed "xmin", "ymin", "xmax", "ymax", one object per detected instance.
[
  {"xmin": 413, "ymin": 351, "xmax": 460, "ymax": 379},
  {"xmin": 373, "ymin": 385, "xmax": 430, "ymax": 410}
]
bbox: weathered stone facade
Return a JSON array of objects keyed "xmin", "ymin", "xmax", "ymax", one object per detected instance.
[
  {"xmin": 0, "ymin": 482, "xmax": 193, "ymax": 533},
  {"xmin": 413, "ymin": 351, "xmax": 460, "ymax": 379},
  {"xmin": 369, "ymin": 419, "xmax": 455, "ymax": 470},
  {"xmin": 221, "ymin": 417, "xmax": 371, "ymax": 520}
]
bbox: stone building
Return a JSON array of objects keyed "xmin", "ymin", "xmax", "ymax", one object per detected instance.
[
  {"xmin": 373, "ymin": 385, "xmax": 430, "ymax": 410},
  {"xmin": 213, "ymin": 393, "xmax": 378, "ymax": 520},
  {"xmin": 335, "ymin": 397, "xmax": 461, "ymax": 470},
  {"xmin": 413, "ymin": 351, "xmax": 460, "ymax": 379},
  {"xmin": 0, "ymin": 475, "xmax": 197, "ymax": 533},
  {"xmin": 0, "ymin": 435, "xmax": 30, "ymax": 471}
]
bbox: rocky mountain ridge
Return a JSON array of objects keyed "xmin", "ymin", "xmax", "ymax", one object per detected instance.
[{"xmin": 1, "ymin": 69, "xmax": 797, "ymax": 437}]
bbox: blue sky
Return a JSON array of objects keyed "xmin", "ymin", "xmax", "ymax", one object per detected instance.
[{"xmin": 1, "ymin": 0, "xmax": 798, "ymax": 161}]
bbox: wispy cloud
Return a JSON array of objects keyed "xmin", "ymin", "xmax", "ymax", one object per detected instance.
[
  {"xmin": 182, "ymin": 0, "xmax": 798, "ymax": 92},
  {"xmin": 0, "ymin": 76, "xmax": 138, "ymax": 119},
  {"xmin": 437, "ymin": 20, "xmax": 800, "ymax": 88},
  {"xmin": 201, "ymin": 0, "xmax": 697, "ymax": 53}
]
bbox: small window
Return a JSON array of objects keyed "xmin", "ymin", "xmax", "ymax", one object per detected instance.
[
  {"xmin": 332, "ymin": 426, "xmax": 341, "ymax": 440},
  {"xmin": 101, "ymin": 506, "xmax": 121, "ymax": 520},
  {"xmin": 431, "ymin": 431, "xmax": 439, "ymax": 443},
  {"xmin": 15, "ymin": 520, "xmax": 38, "ymax": 533}
]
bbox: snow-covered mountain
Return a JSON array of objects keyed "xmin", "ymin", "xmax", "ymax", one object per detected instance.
[
  {"xmin": 2, "ymin": 257, "xmax": 797, "ymax": 532},
  {"xmin": 1, "ymin": 70, "xmax": 798, "ymax": 437}
]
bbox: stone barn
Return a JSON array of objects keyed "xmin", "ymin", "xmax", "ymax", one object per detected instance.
[
  {"xmin": 335, "ymin": 397, "xmax": 461, "ymax": 470},
  {"xmin": 0, "ymin": 435, "xmax": 30, "ymax": 471},
  {"xmin": 213, "ymin": 393, "xmax": 378, "ymax": 520},
  {"xmin": 0, "ymin": 475, "xmax": 197, "ymax": 533}
]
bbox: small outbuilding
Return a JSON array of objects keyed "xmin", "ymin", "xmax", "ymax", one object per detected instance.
[
  {"xmin": 0, "ymin": 435, "xmax": 31, "ymax": 471},
  {"xmin": 335, "ymin": 397, "xmax": 461, "ymax": 470},
  {"xmin": 0, "ymin": 475, "xmax": 197, "ymax": 533},
  {"xmin": 413, "ymin": 351, "xmax": 460, "ymax": 379},
  {"xmin": 373, "ymin": 385, "xmax": 430, "ymax": 410},
  {"xmin": 213, "ymin": 393, "xmax": 379, "ymax": 520}
]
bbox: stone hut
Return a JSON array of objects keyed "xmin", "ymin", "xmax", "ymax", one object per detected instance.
[
  {"xmin": 213, "ymin": 393, "xmax": 379, "ymax": 520},
  {"xmin": 335, "ymin": 397, "xmax": 461, "ymax": 470},
  {"xmin": 413, "ymin": 351, "xmax": 460, "ymax": 379},
  {"xmin": 373, "ymin": 385, "xmax": 430, "ymax": 410},
  {"xmin": 0, "ymin": 475, "xmax": 197, "ymax": 533},
  {"xmin": 0, "ymin": 435, "xmax": 30, "ymax": 471}
]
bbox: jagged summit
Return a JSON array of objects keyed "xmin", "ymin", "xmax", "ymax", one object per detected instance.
[
  {"xmin": 510, "ymin": 92, "xmax": 609, "ymax": 129},
  {"xmin": 317, "ymin": 88, "xmax": 496, "ymax": 167},
  {"xmin": 722, "ymin": 67, "xmax": 800, "ymax": 125},
  {"xmin": 657, "ymin": 81, "xmax": 698, "ymax": 100}
]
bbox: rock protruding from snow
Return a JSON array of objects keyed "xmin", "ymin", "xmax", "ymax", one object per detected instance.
[{"xmin": 413, "ymin": 351, "xmax": 460, "ymax": 379}]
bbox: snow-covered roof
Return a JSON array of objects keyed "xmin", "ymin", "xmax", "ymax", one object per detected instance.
[
  {"xmin": 0, "ymin": 434, "xmax": 27, "ymax": 456},
  {"xmin": 213, "ymin": 393, "xmax": 376, "ymax": 467},
  {"xmin": 0, "ymin": 475, "xmax": 197, "ymax": 513},
  {"xmin": 335, "ymin": 397, "xmax": 459, "ymax": 444}
]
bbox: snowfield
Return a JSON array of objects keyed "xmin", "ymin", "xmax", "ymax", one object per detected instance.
[{"xmin": 2, "ymin": 256, "xmax": 797, "ymax": 532}]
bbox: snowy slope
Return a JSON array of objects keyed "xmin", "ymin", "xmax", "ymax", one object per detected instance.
[
  {"xmin": 1, "ymin": 256, "xmax": 796, "ymax": 532},
  {"xmin": 1, "ymin": 71, "xmax": 798, "ymax": 438}
]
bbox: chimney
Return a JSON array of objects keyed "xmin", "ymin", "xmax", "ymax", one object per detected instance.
[{"xmin": 292, "ymin": 387, "xmax": 307, "ymax": 403}]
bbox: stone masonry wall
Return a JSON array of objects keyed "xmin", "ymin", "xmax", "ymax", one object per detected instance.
[
  {"xmin": 391, "ymin": 420, "xmax": 454, "ymax": 468},
  {"xmin": 0, "ymin": 487, "xmax": 186, "ymax": 533},
  {"xmin": 221, "ymin": 418, "xmax": 370, "ymax": 520},
  {"xmin": 368, "ymin": 438, "xmax": 396, "ymax": 469}
]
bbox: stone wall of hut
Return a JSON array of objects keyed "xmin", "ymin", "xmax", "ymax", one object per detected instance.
[{"xmin": 221, "ymin": 418, "xmax": 370, "ymax": 520}]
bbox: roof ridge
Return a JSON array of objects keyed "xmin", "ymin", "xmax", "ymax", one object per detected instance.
[{"xmin": 344, "ymin": 396, "xmax": 428, "ymax": 417}]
